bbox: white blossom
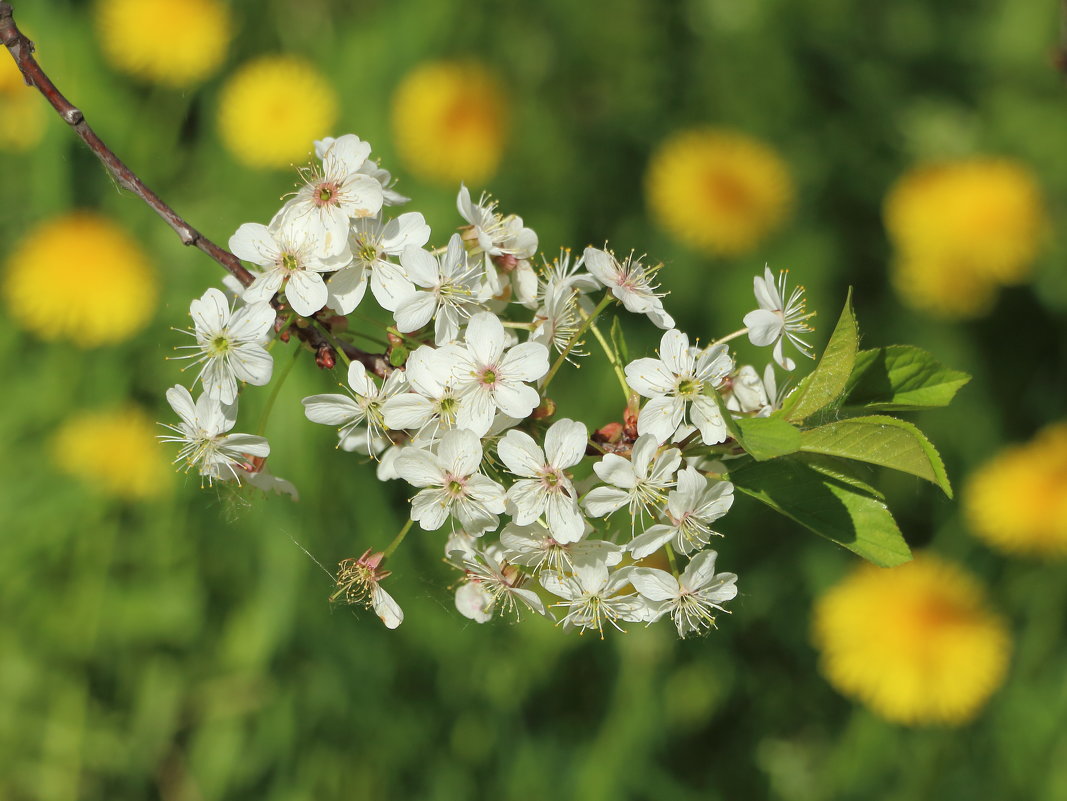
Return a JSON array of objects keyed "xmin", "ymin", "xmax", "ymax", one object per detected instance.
[
  {"xmin": 302, "ymin": 361, "xmax": 407, "ymax": 444},
  {"xmin": 630, "ymin": 551, "xmax": 738, "ymax": 637},
  {"xmin": 497, "ymin": 419, "xmax": 588, "ymax": 543},
  {"xmin": 229, "ymin": 208, "xmax": 351, "ymax": 316},
  {"xmin": 452, "ymin": 544, "xmax": 546, "ymax": 622},
  {"xmin": 394, "ymin": 429, "xmax": 506, "ymax": 535},
  {"xmin": 176, "ymin": 287, "xmax": 275, "ymax": 404},
  {"xmin": 457, "ymin": 185, "xmax": 539, "ymax": 306},
  {"xmin": 583, "ymin": 246, "xmax": 674, "ymax": 329},
  {"xmin": 435, "ymin": 312, "xmax": 550, "ymax": 437},
  {"xmin": 626, "ymin": 466, "xmax": 734, "ymax": 558},
  {"xmin": 315, "ymin": 137, "xmax": 410, "ymax": 206},
  {"xmin": 743, "ymin": 266, "xmax": 815, "ymax": 371},
  {"xmin": 381, "ymin": 345, "xmax": 466, "ymax": 441},
  {"xmin": 286, "ymin": 134, "xmax": 384, "ymax": 255},
  {"xmin": 500, "ymin": 521, "xmax": 623, "ymax": 574},
  {"xmin": 333, "ymin": 550, "xmax": 404, "ymax": 629},
  {"xmin": 159, "ymin": 385, "xmax": 269, "ymax": 483},
  {"xmin": 582, "ymin": 434, "xmax": 682, "ymax": 522},
  {"xmin": 531, "ymin": 260, "xmax": 594, "ymax": 359},
  {"xmin": 540, "ymin": 561, "xmax": 650, "ymax": 637},
  {"xmin": 625, "ymin": 329, "xmax": 732, "ymax": 445},
  {"xmin": 725, "ymin": 363, "xmax": 780, "ymax": 416},
  {"xmin": 394, "ymin": 234, "xmax": 484, "ymax": 345},
  {"xmin": 326, "ymin": 212, "xmax": 431, "ymax": 314}
]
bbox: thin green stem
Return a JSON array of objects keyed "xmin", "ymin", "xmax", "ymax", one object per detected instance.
[
  {"xmin": 255, "ymin": 344, "xmax": 300, "ymax": 437},
  {"xmin": 664, "ymin": 543, "xmax": 680, "ymax": 578},
  {"xmin": 586, "ymin": 318, "xmax": 630, "ymax": 400},
  {"xmin": 541, "ymin": 293, "xmax": 614, "ymax": 390},
  {"xmin": 383, "ymin": 518, "xmax": 415, "ymax": 559},
  {"xmin": 705, "ymin": 327, "xmax": 749, "ymax": 352}
]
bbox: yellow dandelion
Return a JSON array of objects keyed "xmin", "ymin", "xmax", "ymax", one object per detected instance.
[
  {"xmin": 645, "ymin": 128, "xmax": 793, "ymax": 257},
  {"xmin": 0, "ymin": 50, "xmax": 44, "ymax": 151},
  {"xmin": 964, "ymin": 423, "xmax": 1067, "ymax": 557},
  {"xmin": 391, "ymin": 61, "xmax": 508, "ymax": 186},
  {"xmin": 95, "ymin": 0, "xmax": 231, "ymax": 87},
  {"xmin": 3, "ymin": 212, "xmax": 158, "ymax": 347},
  {"xmin": 52, "ymin": 407, "xmax": 170, "ymax": 500},
  {"xmin": 890, "ymin": 251, "xmax": 999, "ymax": 319},
  {"xmin": 884, "ymin": 159, "xmax": 1046, "ymax": 317},
  {"xmin": 812, "ymin": 553, "xmax": 1011, "ymax": 726},
  {"xmin": 217, "ymin": 55, "xmax": 339, "ymax": 170}
]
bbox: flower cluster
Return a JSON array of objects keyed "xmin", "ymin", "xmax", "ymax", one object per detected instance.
[{"xmin": 160, "ymin": 132, "xmax": 819, "ymax": 637}]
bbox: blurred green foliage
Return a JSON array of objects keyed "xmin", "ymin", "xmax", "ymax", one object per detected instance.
[{"xmin": 2, "ymin": 0, "xmax": 1067, "ymax": 799}]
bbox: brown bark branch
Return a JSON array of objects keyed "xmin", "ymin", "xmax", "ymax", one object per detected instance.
[{"xmin": 0, "ymin": 1, "xmax": 391, "ymax": 376}]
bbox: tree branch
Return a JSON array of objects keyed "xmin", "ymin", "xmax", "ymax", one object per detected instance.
[{"xmin": 0, "ymin": 1, "xmax": 391, "ymax": 375}]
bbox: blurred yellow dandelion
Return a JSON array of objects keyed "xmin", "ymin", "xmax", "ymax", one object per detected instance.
[
  {"xmin": 884, "ymin": 159, "xmax": 1046, "ymax": 317},
  {"xmin": 0, "ymin": 50, "xmax": 44, "ymax": 151},
  {"xmin": 52, "ymin": 408, "xmax": 170, "ymax": 500},
  {"xmin": 217, "ymin": 55, "xmax": 339, "ymax": 169},
  {"xmin": 645, "ymin": 128, "xmax": 793, "ymax": 257},
  {"xmin": 890, "ymin": 251, "xmax": 999, "ymax": 319},
  {"xmin": 391, "ymin": 61, "xmax": 508, "ymax": 186},
  {"xmin": 3, "ymin": 212, "xmax": 158, "ymax": 347},
  {"xmin": 812, "ymin": 553, "xmax": 1011, "ymax": 726},
  {"xmin": 964, "ymin": 423, "xmax": 1067, "ymax": 557},
  {"xmin": 95, "ymin": 0, "xmax": 231, "ymax": 87}
]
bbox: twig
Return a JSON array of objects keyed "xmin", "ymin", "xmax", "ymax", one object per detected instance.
[{"xmin": 0, "ymin": 1, "xmax": 392, "ymax": 376}]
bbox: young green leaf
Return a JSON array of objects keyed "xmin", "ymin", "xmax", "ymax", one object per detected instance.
[
  {"xmin": 798, "ymin": 415, "xmax": 952, "ymax": 497},
  {"xmin": 727, "ymin": 457, "xmax": 912, "ymax": 567},
  {"xmin": 779, "ymin": 290, "xmax": 858, "ymax": 424},
  {"xmin": 733, "ymin": 416, "xmax": 802, "ymax": 461},
  {"xmin": 842, "ymin": 345, "xmax": 971, "ymax": 412}
]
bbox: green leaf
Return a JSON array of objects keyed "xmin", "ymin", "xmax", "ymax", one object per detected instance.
[
  {"xmin": 727, "ymin": 457, "xmax": 912, "ymax": 567},
  {"xmin": 733, "ymin": 416, "xmax": 802, "ymax": 461},
  {"xmin": 795, "ymin": 453, "xmax": 886, "ymax": 501},
  {"xmin": 780, "ymin": 290, "xmax": 858, "ymax": 424},
  {"xmin": 798, "ymin": 415, "xmax": 952, "ymax": 497},
  {"xmin": 842, "ymin": 345, "xmax": 971, "ymax": 412},
  {"xmin": 609, "ymin": 316, "xmax": 630, "ymax": 365}
]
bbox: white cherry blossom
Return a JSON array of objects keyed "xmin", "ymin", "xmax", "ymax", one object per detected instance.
[
  {"xmin": 332, "ymin": 550, "xmax": 404, "ymax": 629},
  {"xmin": 326, "ymin": 212, "xmax": 431, "ymax": 314},
  {"xmin": 159, "ymin": 386, "xmax": 269, "ymax": 483},
  {"xmin": 394, "ymin": 234, "xmax": 483, "ymax": 345},
  {"xmin": 627, "ymin": 466, "xmax": 734, "ymax": 558},
  {"xmin": 540, "ymin": 561, "xmax": 649, "ymax": 637},
  {"xmin": 583, "ymin": 246, "xmax": 674, "ymax": 329},
  {"xmin": 381, "ymin": 345, "xmax": 464, "ymax": 441},
  {"xmin": 457, "ymin": 185, "xmax": 539, "ymax": 306},
  {"xmin": 452, "ymin": 544, "xmax": 547, "ymax": 622},
  {"xmin": 176, "ymin": 288, "xmax": 275, "ymax": 404},
  {"xmin": 630, "ymin": 550, "xmax": 738, "ymax": 637},
  {"xmin": 500, "ymin": 521, "xmax": 623, "ymax": 574},
  {"xmin": 625, "ymin": 329, "xmax": 733, "ymax": 445},
  {"xmin": 497, "ymin": 419, "xmax": 588, "ymax": 543},
  {"xmin": 286, "ymin": 134, "xmax": 384, "ymax": 255},
  {"xmin": 302, "ymin": 361, "xmax": 407, "ymax": 443},
  {"xmin": 229, "ymin": 208, "xmax": 351, "ymax": 316},
  {"xmin": 582, "ymin": 434, "xmax": 682, "ymax": 522},
  {"xmin": 435, "ymin": 312, "xmax": 550, "ymax": 437},
  {"xmin": 393, "ymin": 429, "xmax": 506, "ymax": 535},
  {"xmin": 726, "ymin": 363, "xmax": 779, "ymax": 416},
  {"xmin": 315, "ymin": 137, "xmax": 409, "ymax": 206},
  {"xmin": 743, "ymin": 266, "xmax": 815, "ymax": 371}
]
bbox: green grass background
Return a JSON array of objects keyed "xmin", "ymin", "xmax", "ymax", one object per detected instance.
[{"xmin": 1, "ymin": 0, "xmax": 1066, "ymax": 798}]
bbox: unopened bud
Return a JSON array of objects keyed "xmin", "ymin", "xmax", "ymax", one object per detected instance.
[
  {"xmin": 531, "ymin": 397, "xmax": 556, "ymax": 420},
  {"xmin": 315, "ymin": 344, "xmax": 336, "ymax": 369}
]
